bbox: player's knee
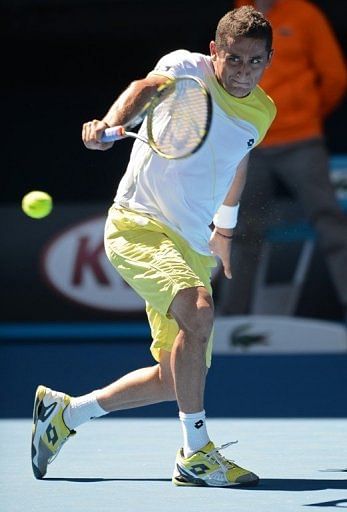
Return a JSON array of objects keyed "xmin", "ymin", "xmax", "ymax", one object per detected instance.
[
  {"xmin": 170, "ymin": 287, "xmax": 214, "ymax": 343},
  {"xmin": 183, "ymin": 299, "xmax": 214, "ymax": 344}
]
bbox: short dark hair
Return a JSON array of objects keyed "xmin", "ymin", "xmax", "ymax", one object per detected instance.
[{"xmin": 215, "ymin": 6, "xmax": 273, "ymax": 53}]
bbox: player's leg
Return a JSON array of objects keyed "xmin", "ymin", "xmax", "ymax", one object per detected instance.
[
  {"xmin": 169, "ymin": 286, "xmax": 212, "ymax": 457},
  {"xmin": 31, "ymin": 350, "xmax": 176, "ymax": 479},
  {"xmin": 168, "ymin": 286, "xmax": 213, "ymax": 414},
  {"xmin": 167, "ymin": 286, "xmax": 259, "ymax": 487},
  {"xmin": 94, "ymin": 348, "xmax": 176, "ymax": 412}
]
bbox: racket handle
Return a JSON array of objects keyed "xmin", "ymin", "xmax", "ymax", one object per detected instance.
[{"xmin": 100, "ymin": 126, "xmax": 126, "ymax": 142}]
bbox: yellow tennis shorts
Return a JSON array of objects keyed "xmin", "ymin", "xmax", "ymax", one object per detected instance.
[{"xmin": 104, "ymin": 205, "xmax": 217, "ymax": 367}]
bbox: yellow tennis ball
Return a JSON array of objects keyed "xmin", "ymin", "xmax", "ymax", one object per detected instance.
[{"xmin": 22, "ymin": 191, "xmax": 53, "ymax": 219}]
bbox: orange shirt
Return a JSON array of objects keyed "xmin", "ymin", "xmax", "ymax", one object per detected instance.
[{"xmin": 235, "ymin": 0, "xmax": 347, "ymax": 146}]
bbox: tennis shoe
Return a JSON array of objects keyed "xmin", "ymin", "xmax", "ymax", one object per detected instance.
[
  {"xmin": 172, "ymin": 441, "xmax": 259, "ymax": 487},
  {"xmin": 31, "ymin": 385, "xmax": 76, "ymax": 479}
]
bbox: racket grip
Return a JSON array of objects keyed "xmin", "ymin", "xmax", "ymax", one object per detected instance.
[{"xmin": 100, "ymin": 126, "xmax": 126, "ymax": 142}]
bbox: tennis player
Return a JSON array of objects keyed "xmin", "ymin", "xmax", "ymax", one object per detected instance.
[{"xmin": 32, "ymin": 6, "xmax": 276, "ymax": 487}]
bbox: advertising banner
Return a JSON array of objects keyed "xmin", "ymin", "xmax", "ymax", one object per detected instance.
[{"xmin": 1, "ymin": 203, "xmax": 147, "ymax": 322}]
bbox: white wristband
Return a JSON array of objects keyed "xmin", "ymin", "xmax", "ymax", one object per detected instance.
[{"xmin": 213, "ymin": 203, "xmax": 239, "ymax": 229}]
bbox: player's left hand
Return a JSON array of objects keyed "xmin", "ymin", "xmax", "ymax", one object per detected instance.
[{"xmin": 209, "ymin": 229, "xmax": 233, "ymax": 279}]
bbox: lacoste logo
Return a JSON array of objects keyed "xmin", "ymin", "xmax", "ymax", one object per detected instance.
[
  {"xmin": 230, "ymin": 324, "xmax": 269, "ymax": 350},
  {"xmin": 38, "ymin": 401, "xmax": 57, "ymax": 422},
  {"xmin": 247, "ymin": 138, "xmax": 255, "ymax": 148}
]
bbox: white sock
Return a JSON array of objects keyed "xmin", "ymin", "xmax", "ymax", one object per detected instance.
[
  {"xmin": 63, "ymin": 391, "xmax": 107, "ymax": 430},
  {"xmin": 179, "ymin": 410, "xmax": 210, "ymax": 458}
]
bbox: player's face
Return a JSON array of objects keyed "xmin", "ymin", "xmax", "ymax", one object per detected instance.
[{"xmin": 210, "ymin": 36, "xmax": 272, "ymax": 98}]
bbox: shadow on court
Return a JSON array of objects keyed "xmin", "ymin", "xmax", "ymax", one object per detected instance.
[
  {"xmin": 320, "ymin": 468, "xmax": 347, "ymax": 473},
  {"xmin": 249, "ymin": 478, "xmax": 347, "ymax": 491},
  {"xmin": 44, "ymin": 476, "xmax": 347, "ymax": 491},
  {"xmin": 305, "ymin": 499, "xmax": 347, "ymax": 508},
  {"xmin": 44, "ymin": 477, "xmax": 171, "ymax": 482}
]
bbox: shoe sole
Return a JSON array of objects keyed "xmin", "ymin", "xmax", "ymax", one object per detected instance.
[
  {"xmin": 172, "ymin": 473, "xmax": 260, "ymax": 488},
  {"xmin": 172, "ymin": 476, "xmax": 259, "ymax": 487},
  {"xmin": 31, "ymin": 385, "xmax": 51, "ymax": 479}
]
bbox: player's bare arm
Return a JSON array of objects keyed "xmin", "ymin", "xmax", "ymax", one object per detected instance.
[
  {"xmin": 82, "ymin": 74, "xmax": 168, "ymax": 151},
  {"xmin": 209, "ymin": 154, "xmax": 249, "ymax": 278}
]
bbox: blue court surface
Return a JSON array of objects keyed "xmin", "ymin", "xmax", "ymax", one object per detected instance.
[{"xmin": 1, "ymin": 418, "xmax": 346, "ymax": 512}]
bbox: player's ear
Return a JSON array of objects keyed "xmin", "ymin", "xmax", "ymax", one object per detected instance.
[
  {"xmin": 266, "ymin": 49, "xmax": 274, "ymax": 67},
  {"xmin": 210, "ymin": 41, "xmax": 217, "ymax": 60}
]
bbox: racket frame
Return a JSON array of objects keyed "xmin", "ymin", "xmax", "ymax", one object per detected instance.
[{"xmin": 101, "ymin": 75, "xmax": 212, "ymax": 159}]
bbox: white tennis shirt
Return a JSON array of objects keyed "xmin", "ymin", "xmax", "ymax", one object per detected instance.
[{"xmin": 114, "ymin": 50, "xmax": 276, "ymax": 255}]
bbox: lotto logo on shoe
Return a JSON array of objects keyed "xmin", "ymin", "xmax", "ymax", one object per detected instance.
[
  {"xmin": 194, "ymin": 420, "xmax": 204, "ymax": 429},
  {"xmin": 191, "ymin": 464, "xmax": 209, "ymax": 475},
  {"xmin": 42, "ymin": 216, "xmax": 145, "ymax": 313},
  {"xmin": 46, "ymin": 424, "xmax": 58, "ymax": 446}
]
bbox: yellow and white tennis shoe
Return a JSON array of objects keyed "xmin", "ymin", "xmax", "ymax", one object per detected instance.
[
  {"xmin": 31, "ymin": 385, "xmax": 76, "ymax": 479},
  {"xmin": 172, "ymin": 441, "xmax": 259, "ymax": 487}
]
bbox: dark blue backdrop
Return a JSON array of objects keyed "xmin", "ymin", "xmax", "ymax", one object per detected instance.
[{"xmin": 2, "ymin": 338, "xmax": 346, "ymax": 418}]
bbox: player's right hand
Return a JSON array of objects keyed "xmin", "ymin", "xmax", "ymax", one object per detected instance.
[
  {"xmin": 209, "ymin": 229, "xmax": 233, "ymax": 279},
  {"xmin": 82, "ymin": 119, "xmax": 114, "ymax": 151}
]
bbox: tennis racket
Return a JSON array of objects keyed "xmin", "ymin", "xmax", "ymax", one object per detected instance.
[{"xmin": 101, "ymin": 75, "xmax": 212, "ymax": 160}]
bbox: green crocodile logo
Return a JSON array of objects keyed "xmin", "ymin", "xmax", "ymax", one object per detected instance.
[{"xmin": 230, "ymin": 324, "xmax": 269, "ymax": 350}]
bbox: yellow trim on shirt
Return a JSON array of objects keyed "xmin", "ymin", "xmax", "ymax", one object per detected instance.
[
  {"xmin": 149, "ymin": 70, "xmax": 277, "ymax": 145},
  {"xmin": 205, "ymin": 75, "xmax": 276, "ymax": 145}
]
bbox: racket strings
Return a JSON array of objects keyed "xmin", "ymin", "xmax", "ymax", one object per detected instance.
[{"xmin": 150, "ymin": 79, "xmax": 210, "ymax": 159}]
